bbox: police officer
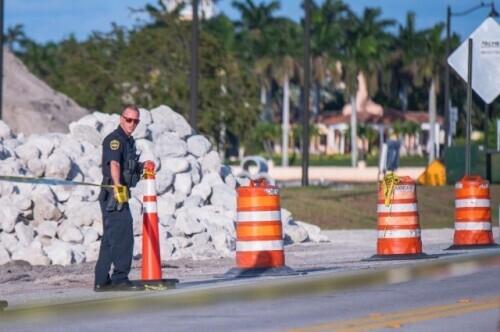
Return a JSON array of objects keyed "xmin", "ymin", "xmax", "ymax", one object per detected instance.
[{"xmin": 94, "ymin": 105, "xmax": 144, "ymax": 291}]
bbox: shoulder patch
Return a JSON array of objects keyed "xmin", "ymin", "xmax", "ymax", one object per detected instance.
[{"xmin": 110, "ymin": 139, "xmax": 120, "ymax": 151}]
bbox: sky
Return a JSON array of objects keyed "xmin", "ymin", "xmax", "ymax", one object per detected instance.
[{"xmin": 4, "ymin": 0, "xmax": 499, "ymax": 44}]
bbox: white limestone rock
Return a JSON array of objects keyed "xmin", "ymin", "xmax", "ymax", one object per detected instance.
[
  {"xmin": 187, "ymin": 135, "xmax": 212, "ymax": 157},
  {"xmin": 0, "ymin": 245, "xmax": 10, "ymax": 265},
  {"xmin": 295, "ymin": 220, "xmax": 329, "ymax": 242},
  {"xmin": 284, "ymin": 224, "xmax": 309, "ymax": 244},
  {"xmin": 191, "ymin": 182, "xmax": 212, "ymax": 202},
  {"xmin": 36, "ymin": 221, "xmax": 58, "ymax": 239},
  {"xmin": 200, "ymin": 150, "xmax": 221, "ymax": 174},
  {"xmin": 157, "ymin": 194, "xmax": 176, "ymax": 219},
  {"xmin": 12, "ymin": 240, "xmax": 50, "ymax": 266},
  {"xmin": 154, "ymin": 133, "xmax": 187, "ymax": 158},
  {"xmin": 150, "ymin": 105, "xmax": 193, "ymax": 138},
  {"xmin": 26, "ymin": 158, "xmax": 45, "ymax": 177},
  {"xmin": 15, "ymin": 143, "xmax": 40, "ymax": 162},
  {"xmin": 44, "ymin": 240, "xmax": 73, "ymax": 265},
  {"xmin": 0, "ymin": 205, "xmax": 20, "ymax": 233},
  {"xmin": 70, "ymin": 124, "xmax": 102, "ymax": 147},
  {"xmin": 83, "ymin": 227, "xmax": 99, "ymax": 245},
  {"xmin": 174, "ymin": 172, "xmax": 192, "ymax": 195},
  {"xmin": 210, "ymin": 184, "xmax": 236, "ymax": 212},
  {"xmin": 74, "ymin": 114, "xmax": 102, "ymax": 131},
  {"xmin": 57, "ymin": 223, "xmax": 83, "ymax": 243},
  {"xmin": 161, "ymin": 157, "xmax": 190, "ymax": 174},
  {"xmin": 85, "ymin": 241, "xmax": 101, "ymax": 262},
  {"xmin": 174, "ymin": 209, "xmax": 205, "ymax": 235},
  {"xmin": 0, "ymin": 120, "xmax": 13, "ymax": 140},
  {"xmin": 71, "ymin": 244, "xmax": 86, "ymax": 264},
  {"xmin": 0, "ymin": 232, "xmax": 19, "ymax": 253},
  {"xmin": 155, "ymin": 169, "xmax": 174, "ymax": 195},
  {"xmin": 45, "ymin": 151, "xmax": 72, "ymax": 179},
  {"xmin": 138, "ymin": 108, "xmax": 153, "ymax": 126},
  {"xmin": 33, "ymin": 196, "xmax": 63, "ymax": 224},
  {"xmin": 14, "ymin": 223, "xmax": 34, "ymax": 246}
]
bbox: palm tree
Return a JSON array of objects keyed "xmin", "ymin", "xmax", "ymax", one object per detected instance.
[
  {"xmin": 232, "ymin": 0, "xmax": 280, "ymax": 32},
  {"xmin": 340, "ymin": 7, "xmax": 395, "ymax": 166},
  {"xmin": 418, "ymin": 23, "xmax": 445, "ymax": 163},
  {"xmin": 310, "ymin": 0, "xmax": 349, "ymax": 115},
  {"xmin": 232, "ymin": 0, "xmax": 280, "ymax": 123},
  {"xmin": 5, "ymin": 24, "xmax": 27, "ymax": 52},
  {"xmin": 391, "ymin": 11, "xmax": 426, "ymax": 112},
  {"xmin": 265, "ymin": 17, "xmax": 301, "ymax": 166}
]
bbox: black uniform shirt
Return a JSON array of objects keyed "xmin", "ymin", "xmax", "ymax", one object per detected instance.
[{"xmin": 101, "ymin": 126, "xmax": 136, "ymax": 184}]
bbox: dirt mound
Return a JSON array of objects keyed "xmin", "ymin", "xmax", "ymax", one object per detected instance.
[{"xmin": 2, "ymin": 48, "xmax": 88, "ymax": 135}]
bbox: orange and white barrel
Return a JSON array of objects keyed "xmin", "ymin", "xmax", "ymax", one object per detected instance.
[
  {"xmin": 376, "ymin": 176, "xmax": 422, "ymax": 255},
  {"xmin": 453, "ymin": 176, "xmax": 494, "ymax": 246},
  {"xmin": 236, "ymin": 179, "xmax": 284, "ymax": 269},
  {"xmin": 141, "ymin": 161, "xmax": 162, "ymax": 280}
]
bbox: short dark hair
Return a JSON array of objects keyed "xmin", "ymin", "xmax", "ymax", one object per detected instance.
[{"xmin": 121, "ymin": 104, "xmax": 140, "ymax": 115}]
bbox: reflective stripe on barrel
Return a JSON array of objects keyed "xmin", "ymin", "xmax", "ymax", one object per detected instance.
[
  {"xmin": 453, "ymin": 176, "xmax": 494, "ymax": 245},
  {"xmin": 377, "ymin": 176, "xmax": 422, "ymax": 255},
  {"xmin": 236, "ymin": 182, "xmax": 284, "ymax": 269}
]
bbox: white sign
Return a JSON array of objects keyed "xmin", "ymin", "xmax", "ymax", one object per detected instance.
[{"xmin": 448, "ymin": 18, "xmax": 500, "ymax": 104}]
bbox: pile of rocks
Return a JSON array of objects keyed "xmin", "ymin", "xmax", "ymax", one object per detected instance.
[{"xmin": 0, "ymin": 105, "xmax": 327, "ymax": 266}]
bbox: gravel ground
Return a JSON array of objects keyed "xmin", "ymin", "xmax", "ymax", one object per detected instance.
[{"xmin": 0, "ymin": 228, "xmax": 498, "ymax": 309}]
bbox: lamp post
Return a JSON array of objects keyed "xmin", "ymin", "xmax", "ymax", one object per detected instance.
[
  {"xmin": 189, "ymin": 0, "xmax": 199, "ymax": 130},
  {"xmin": 302, "ymin": 0, "xmax": 311, "ymax": 187},
  {"xmin": 444, "ymin": 1, "xmax": 499, "ymax": 147}
]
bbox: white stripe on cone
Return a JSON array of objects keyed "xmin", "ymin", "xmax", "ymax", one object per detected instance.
[
  {"xmin": 454, "ymin": 221, "xmax": 492, "ymax": 231},
  {"xmin": 236, "ymin": 240, "xmax": 283, "ymax": 251},
  {"xmin": 143, "ymin": 201, "xmax": 157, "ymax": 213},
  {"xmin": 377, "ymin": 203, "xmax": 417, "ymax": 213},
  {"xmin": 378, "ymin": 229, "xmax": 421, "ymax": 238},
  {"xmin": 455, "ymin": 199, "xmax": 490, "ymax": 208},
  {"xmin": 237, "ymin": 210, "xmax": 281, "ymax": 222},
  {"xmin": 144, "ymin": 179, "xmax": 156, "ymax": 195}
]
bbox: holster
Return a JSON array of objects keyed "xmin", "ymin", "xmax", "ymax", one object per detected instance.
[{"xmin": 102, "ymin": 177, "xmax": 124, "ymax": 212}]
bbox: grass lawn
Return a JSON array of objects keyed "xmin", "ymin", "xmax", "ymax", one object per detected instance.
[{"xmin": 281, "ymin": 184, "xmax": 500, "ymax": 230}]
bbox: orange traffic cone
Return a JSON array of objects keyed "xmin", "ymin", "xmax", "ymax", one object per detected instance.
[
  {"xmin": 140, "ymin": 161, "xmax": 178, "ymax": 289},
  {"xmin": 367, "ymin": 174, "xmax": 435, "ymax": 260},
  {"xmin": 222, "ymin": 178, "xmax": 298, "ymax": 278},
  {"xmin": 447, "ymin": 176, "xmax": 498, "ymax": 250}
]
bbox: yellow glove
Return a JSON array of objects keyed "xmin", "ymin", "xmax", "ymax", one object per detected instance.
[{"xmin": 113, "ymin": 185, "xmax": 129, "ymax": 204}]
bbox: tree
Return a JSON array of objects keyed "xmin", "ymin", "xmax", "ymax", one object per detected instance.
[
  {"xmin": 418, "ymin": 23, "xmax": 445, "ymax": 163},
  {"xmin": 387, "ymin": 11, "xmax": 426, "ymax": 112},
  {"xmin": 5, "ymin": 24, "xmax": 27, "ymax": 51},
  {"xmin": 339, "ymin": 7, "xmax": 395, "ymax": 165}
]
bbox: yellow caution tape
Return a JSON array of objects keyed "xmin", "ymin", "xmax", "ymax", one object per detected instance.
[
  {"xmin": 381, "ymin": 172, "xmax": 400, "ymax": 206},
  {"xmin": 0, "ymin": 174, "xmax": 113, "ymax": 188}
]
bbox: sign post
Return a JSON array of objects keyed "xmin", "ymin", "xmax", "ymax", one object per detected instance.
[{"xmin": 448, "ymin": 18, "xmax": 500, "ymax": 175}]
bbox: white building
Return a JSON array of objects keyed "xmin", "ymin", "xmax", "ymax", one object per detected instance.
[{"xmin": 162, "ymin": 0, "xmax": 217, "ymax": 20}]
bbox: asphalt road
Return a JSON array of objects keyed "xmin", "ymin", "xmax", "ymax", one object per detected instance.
[{"xmin": 1, "ymin": 256, "xmax": 499, "ymax": 332}]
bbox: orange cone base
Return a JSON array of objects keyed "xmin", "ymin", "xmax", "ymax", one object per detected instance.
[
  {"xmin": 218, "ymin": 265, "xmax": 300, "ymax": 279},
  {"xmin": 453, "ymin": 231, "xmax": 494, "ymax": 246},
  {"xmin": 236, "ymin": 250, "xmax": 284, "ymax": 269},
  {"xmin": 376, "ymin": 239, "xmax": 422, "ymax": 256}
]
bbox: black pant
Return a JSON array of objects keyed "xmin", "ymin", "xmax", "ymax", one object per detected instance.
[{"xmin": 94, "ymin": 195, "xmax": 134, "ymax": 286}]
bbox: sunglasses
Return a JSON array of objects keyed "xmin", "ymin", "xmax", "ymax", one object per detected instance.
[{"xmin": 122, "ymin": 116, "xmax": 140, "ymax": 125}]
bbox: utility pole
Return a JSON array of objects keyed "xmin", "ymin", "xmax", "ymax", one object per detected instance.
[
  {"xmin": 302, "ymin": 0, "xmax": 311, "ymax": 187},
  {"xmin": 189, "ymin": 0, "xmax": 199, "ymax": 130},
  {"xmin": 444, "ymin": 6, "xmax": 451, "ymax": 147},
  {"xmin": 0, "ymin": 0, "xmax": 4, "ymax": 120}
]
